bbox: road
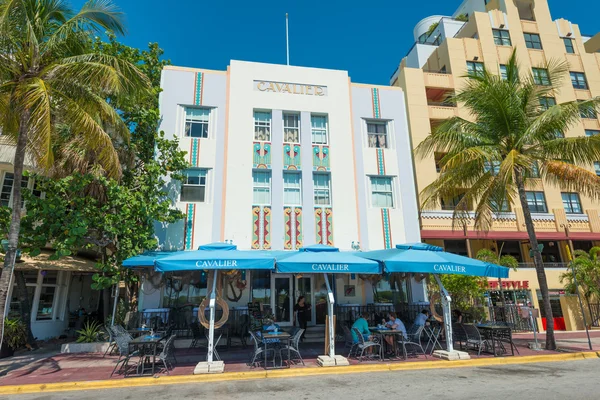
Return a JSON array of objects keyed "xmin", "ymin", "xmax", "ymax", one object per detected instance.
[{"xmin": 8, "ymin": 359, "xmax": 600, "ymax": 400}]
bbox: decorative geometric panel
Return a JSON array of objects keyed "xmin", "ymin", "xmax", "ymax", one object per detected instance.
[
  {"xmin": 283, "ymin": 144, "xmax": 301, "ymax": 170},
  {"xmin": 253, "ymin": 142, "xmax": 272, "ymax": 169},
  {"xmin": 371, "ymin": 87, "xmax": 381, "ymax": 119},
  {"xmin": 284, "ymin": 207, "xmax": 302, "ymax": 250},
  {"xmin": 313, "ymin": 145, "xmax": 330, "ymax": 171},
  {"xmin": 184, "ymin": 203, "xmax": 196, "ymax": 250},
  {"xmin": 189, "ymin": 138, "xmax": 200, "ymax": 167},
  {"xmin": 376, "ymin": 148, "xmax": 386, "ymax": 175},
  {"xmin": 194, "ymin": 72, "xmax": 203, "ymax": 106},
  {"xmin": 315, "ymin": 207, "xmax": 334, "ymax": 246},
  {"xmin": 381, "ymin": 208, "xmax": 392, "ymax": 249},
  {"xmin": 251, "ymin": 206, "xmax": 271, "ymax": 250}
]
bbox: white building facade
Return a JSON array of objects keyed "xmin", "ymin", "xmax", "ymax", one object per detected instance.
[{"xmin": 144, "ymin": 61, "xmax": 425, "ymax": 324}]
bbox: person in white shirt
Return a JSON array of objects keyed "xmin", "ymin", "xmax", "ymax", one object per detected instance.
[
  {"xmin": 414, "ymin": 309, "xmax": 430, "ymax": 326},
  {"xmin": 384, "ymin": 313, "xmax": 407, "ymax": 355}
]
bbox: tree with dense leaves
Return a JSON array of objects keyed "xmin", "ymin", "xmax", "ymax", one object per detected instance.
[
  {"xmin": 0, "ymin": 0, "xmax": 149, "ymax": 347},
  {"xmin": 417, "ymin": 49, "xmax": 600, "ymax": 350}
]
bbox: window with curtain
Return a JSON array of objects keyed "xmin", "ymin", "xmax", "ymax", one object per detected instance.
[
  {"xmin": 370, "ymin": 177, "xmax": 394, "ymax": 208},
  {"xmin": 254, "ymin": 111, "xmax": 271, "ymax": 141},
  {"xmin": 283, "ymin": 113, "xmax": 300, "ymax": 143},
  {"xmin": 367, "ymin": 121, "xmax": 388, "ymax": 148},
  {"xmin": 184, "ymin": 107, "xmax": 210, "ymax": 138},
  {"xmin": 252, "ymin": 171, "xmax": 271, "ymax": 205}
]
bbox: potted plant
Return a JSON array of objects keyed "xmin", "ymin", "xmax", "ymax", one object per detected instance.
[
  {"xmin": 76, "ymin": 321, "xmax": 105, "ymax": 343},
  {"xmin": 1, "ymin": 318, "xmax": 27, "ymax": 358}
]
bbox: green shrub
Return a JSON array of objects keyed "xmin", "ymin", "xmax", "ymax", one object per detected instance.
[{"xmin": 76, "ymin": 321, "xmax": 105, "ymax": 343}]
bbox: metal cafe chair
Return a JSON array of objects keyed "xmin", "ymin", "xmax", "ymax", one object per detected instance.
[
  {"xmin": 280, "ymin": 328, "xmax": 305, "ymax": 365},
  {"xmin": 248, "ymin": 330, "xmax": 276, "ymax": 367},
  {"xmin": 157, "ymin": 335, "xmax": 178, "ymax": 374},
  {"xmin": 352, "ymin": 327, "xmax": 381, "ymax": 362},
  {"xmin": 397, "ymin": 324, "xmax": 427, "ymax": 359}
]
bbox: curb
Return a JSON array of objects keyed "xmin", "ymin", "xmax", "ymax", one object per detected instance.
[{"xmin": 1, "ymin": 351, "xmax": 598, "ymax": 396}]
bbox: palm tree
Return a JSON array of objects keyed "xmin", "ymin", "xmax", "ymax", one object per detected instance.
[
  {"xmin": 416, "ymin": 49, "xmax": 600, "ymax": 350},
  {"xmin": 560, "ymin": 247, "xmax": 600, "ymax": 327},
  {"xmin": 0, "ymin": 0, "xmax": 149, "ymax": 345}
]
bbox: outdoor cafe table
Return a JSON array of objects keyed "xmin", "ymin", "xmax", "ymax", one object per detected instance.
[
  {"xmin": 128, "ymin": 333, "xmax": 165, "ymax": 376},
  {"xmin": 475, "ymin": 325, "xmax": 515, "ymax": 357},
  {"xmin": 423, "ymin": 321, "xmax": 443, "ymax": 354},
  {"xmin": 127, "ymin": 328, "xmax": 152, "ymax": 337},
  {"xmin": 262, "ymin": 331, "xmax": 292, "ymax": 370},
  {"xmin": 370, "ymin": 328, "xmax": 404, "ymax": 360}
]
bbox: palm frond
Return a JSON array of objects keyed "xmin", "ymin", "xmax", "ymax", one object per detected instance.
[{"xmin": 543, "ymin": 161, "xmax": 600, "ymax": 200}]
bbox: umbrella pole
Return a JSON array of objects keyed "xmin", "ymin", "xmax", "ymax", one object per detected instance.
[
  {"xmin": 207, "ymin": 271, "xmax": 218, "ymax": 363},
  {"xmin": 324, "ymin": 273, "xmax": 335, "ymax": 358},
  {"xmin": 433, "ymin": 274, "xmax": 453, "ymax": 352}
]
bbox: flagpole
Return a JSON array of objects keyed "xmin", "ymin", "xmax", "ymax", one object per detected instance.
[{"xmin": 286, "ymin": 13, "xmax": 290, "ymax": 65}]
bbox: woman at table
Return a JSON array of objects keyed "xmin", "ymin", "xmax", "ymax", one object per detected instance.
[{"xmin": 294, "ymin": 296, "xmax": 311, "ymax": 342}]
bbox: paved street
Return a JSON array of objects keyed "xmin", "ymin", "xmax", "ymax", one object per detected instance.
[{"xmin": 8, "ymin": 358, "xmax": 600, "ymax": 400}]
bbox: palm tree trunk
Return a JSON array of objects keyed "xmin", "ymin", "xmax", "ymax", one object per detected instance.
[
  {"xmin": 515, "ymin": 170, "xmax": 556, "ymax": 350},
  {"xmin": 14, "ymin": 271, "xmax": 37, "ymax": 349},
  {"xmin": 0, "ymin": 111, "xmax": 30, "ymax": 348}
]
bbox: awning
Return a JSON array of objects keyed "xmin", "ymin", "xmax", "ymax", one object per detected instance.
[
  {"xmin": 15, "ymin": 251, "xmax": 97, "ymax": 273},
  {"xmin": 155, "ymin": 243, "xmax": 278, "ymax": 272},
  {"xmin": 276, "ymin": 244, "xmax": 380, "ymax": 274},
  {"xmin": 122, "ymin": 251, "xmax": 180, "ymax": 267},
  {"xmin": 359, "ymin": 243, "xmax": 509, "ymax": 278}
]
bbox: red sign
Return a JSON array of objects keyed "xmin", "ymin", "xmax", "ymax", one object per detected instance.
[{"xmin": 487, "ymin": 280, "xmax": 529, "ymax": 290}]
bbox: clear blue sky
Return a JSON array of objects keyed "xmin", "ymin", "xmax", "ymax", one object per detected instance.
[{"xmin": 75, "ymin": 0, "xmax": 599, "ymax": 85}]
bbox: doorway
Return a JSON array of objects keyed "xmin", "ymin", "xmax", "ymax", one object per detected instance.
[
  {"xmin": 271, "ymin": 274, "xmax": 293, "ymax": 326},
  {"xmin": 295, "ymin": 275, "xmax": 315, "ymax": 326}
]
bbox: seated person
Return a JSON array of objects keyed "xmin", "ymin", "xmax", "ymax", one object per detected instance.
[
  {"xmin": 384, "ymin": 312, "xmax": 407, "ymax": 354},
  {"xmin": 414, "ymin": 309, "xmax": 430, "ymax": 326},
  {"xmin": 453, "ymin": 309, "xmax": 463, "ymax": 324},
  {"xmin": 351, "ymin": 312, "xmax": 373, "ymax": 345}
]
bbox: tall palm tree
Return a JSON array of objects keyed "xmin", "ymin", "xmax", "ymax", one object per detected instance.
[
  {"xmin": 0, "ymin": 0, "xmax": 149, "ymax": 345},
  {"xmin": 416, "ymin": 50, "xmax": 600, "ymax": 350}
]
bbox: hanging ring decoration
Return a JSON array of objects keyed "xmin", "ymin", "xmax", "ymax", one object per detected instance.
[
  {"xmin": 198, "ymin": 270, "xmax": 230, "ymax": 329},
  {"xmin": 429, "ymin": 292, "xmax": 444, "ymax": 323}
]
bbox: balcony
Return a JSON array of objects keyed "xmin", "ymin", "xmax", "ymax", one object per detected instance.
[
  {"xmin": 517, "ymin": 262, "xmax": 568, "ymax": 269},
  {"xmin": 423, "ymin": 72, "xmax": 454, "ymax": 89},
  {"xmin": 429, "ymin": 105, "xmax": 458, "ymax": 120}
]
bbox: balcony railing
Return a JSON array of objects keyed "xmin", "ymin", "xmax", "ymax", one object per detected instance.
[{"xmin": 427, "ymin": 101, "xmax": 456, "ymax": 107}]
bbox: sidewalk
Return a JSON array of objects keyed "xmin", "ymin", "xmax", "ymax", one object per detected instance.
[
  {"xmin": 513, "ymin": 329, "xmax": 600, "ymax": 352},
  {"xmin": 2, "ymin": 332, "xmax": 599, "ymax": 389}
]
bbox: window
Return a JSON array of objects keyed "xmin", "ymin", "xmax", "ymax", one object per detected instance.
[
  {"xmin": 562, "ymin": 192, "xmax": 583, "ymax": 214},
  {"xmin": 491, "ymin": 197, "xmax": 511, "ymax": 212},
  {"xmin": 441, "ymin": 194, "xmax": 468, "ymax": 211},
  {"xmin": 283, "ymin": 113, "xmax": 300, "ymax": 143},
  {"xmin": 8, "ymin": 271, "xmax": 37, "ymax": 319},
  {"xmin": 525, "ymin": 191, "xmax": 547, "ymax": 213},
  {"xmin": 0, "ymin": 173, "xmax": 31, "ymax": 207},
  {"xmin": 484, "ymin": 161, "xmax": 501, "ymax": 176},
  {"xmin": 370, "ymin": 177, "xmax": 394, "ymax": 208},
  {"xmin": 526, "ymin": 162, "xmax": 541, "ymax": 178},
  {"xmin": 553, "ymin": 131, "xmax": 565, "ymax": 138},
  {"xmin": 466, "ymin": 61, "xmax": 484, "ymax": 77},
  {"xmin": 251, "ymin": 270, "xmax": 271, "ymax": 307},
  {"xmin": 563, "ymin": 38, "xmax": 575, "ymax": 54},
  {"xmin": 313, "ymin": 173, "xmax": 331, "ymax": 206},
  {"xmin": 283, "ymin": 172, "xmax": 301, "ymax": 206},
  {"xmin": 37, "ymin": 271, "xmax": 59, "ymax": 320},
  {"xmin": 181, "ymin": 169, "xmax": 207, "ymax": 202},
  {"xmin": 524, "ymin": 33, "xmax": 542, "ymax": 49},
  {"xmin": 493, "ymin": 29, "xmax": 512, "ymax": 46},
  {"xmin": 579, "ymin": 101, "xmax": 597, "ymax": 119},
  {"xmin": 184, "ymin": 107, "xmax": 209, "ymax": 138},
  {"xmin": 594, "ymin": 162, "xmax": 600, "ymax": 176},
  {"xmin": 570, "ymin": 72, "xmax": 588, "ymax": 90},
  {"xmin": 367, "ymin": 121, "xmax": 388, "ymax": 148},
  {"xmin": 252, "ymin": 171, "xmax": 271, "ymax": 205},
  {"xmin": 434, "ymin": 152, "xmax": 447, "ymax": 173},
  {"xmin": 585, "ymin": 130, "xmax": 600, "ymax": 137},
  {"xmin": 539, "ymin": 97, "xmax": 556, "ymax": 111},
  {"xmin": 311, "ymin": 114, "xmax": 328, "ymax": 144},
  {"xmin": 254, "ymin": 111, "xmax": 271, "ymax": 141},
  {"xmin": 532, "ymin": 68, "xmax": 550, "ymax": 86},
  {"xmin": 500, "ymin": 64, "xmax": 508, "ymax": 80}
]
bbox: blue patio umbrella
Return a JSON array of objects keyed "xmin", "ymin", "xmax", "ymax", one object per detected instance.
[
  {"xmin": 276, "ymin": 244, "xmax": 380, "ymax": 274},
  {"xmin": 359, "ymin": 243, "xmax": 509, "ymax": 278},
  {"xmin": 122, "ymin": 251, "xmax": 181, "ymax": 267},
  {"xmin": 155, "ymin": 243, "xmax": 281, "ymax": 272}
]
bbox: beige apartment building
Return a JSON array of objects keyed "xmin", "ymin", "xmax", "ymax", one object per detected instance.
[{"xmin": 391, "ymin": 0, "xmax": 600, "ymax": 330}]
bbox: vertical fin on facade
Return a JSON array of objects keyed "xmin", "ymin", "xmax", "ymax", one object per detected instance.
[
  {"xmin": 284, "ymin": 207, "xmax": 302, "ymax": 249},
  {"xmin": 376, "ymin": 148, "xmax": 386, "ymax": 175},
  {"xmin": 283, "ymin": 144, "xmax": 301, "ymax": 170},
  {"xmin": 252, "ymin": 206, "xmax": 271, "ymax": 250},
  {"xmin": 371, "ymin": 87, "xmax": 381, "ymax": 119},
  {"xmin": 194, "ymin": 72, "xmax": 203, "ymax": 106},
  {"xmin": 189, "ymin": 137, "xmax": 200, "ymax": 167},
  {"xmin": 381, "ymin": 208, "xmax": 392, "ymax": 249},
  {"xmin": 184, "ymin": 203, "xmax": 196, "ymax": 250},
  {"xmin": 315, "ymin": 207, "xmax": 334, "ymax": 245}
]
